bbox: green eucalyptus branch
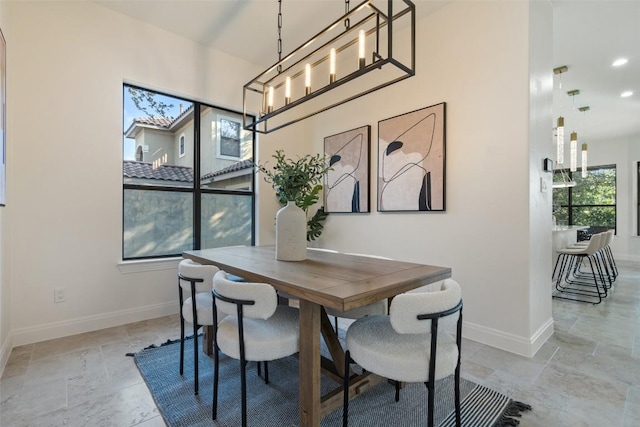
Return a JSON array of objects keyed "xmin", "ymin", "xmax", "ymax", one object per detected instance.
[{"xmin": 256, "ymin": 150, "xmax": 331, "ymax": 241}]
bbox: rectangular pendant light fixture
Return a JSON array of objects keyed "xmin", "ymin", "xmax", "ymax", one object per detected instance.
[{"xmin": 243, "ymin": 0, "xmax": 416, "ymax": 134}]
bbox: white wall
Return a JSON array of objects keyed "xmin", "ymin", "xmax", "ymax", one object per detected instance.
[
  {"xmin": 5, "ymin": 1, "xmax": 260, "ymax": 351},
  {"xmin": 527, "ymin": 0, "xmax": 555, "ymax": 342}
]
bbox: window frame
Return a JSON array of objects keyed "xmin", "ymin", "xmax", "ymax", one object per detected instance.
[
  {"xmin": 122, "ymin": 83, "xmax": 256, "ymax": 261},
  {"xmin": 215, "ymin": 114, "xmax": 243, "ymax": 160},
  {"xmin": 178, "ymin": 133, "xmax": 186, "ymax": 158},
  {"xmin": 553, "ymin": 164, "xmax": 617, "ymax": 234}
]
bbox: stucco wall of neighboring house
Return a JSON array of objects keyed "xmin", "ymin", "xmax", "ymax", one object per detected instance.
[
  {"xmin": 137, "ymin": 128, "xmax": 175, "ymax": 166},
  {"xmin": 131, "ymin": 107, "xmax": 249, "ymax": 177}
]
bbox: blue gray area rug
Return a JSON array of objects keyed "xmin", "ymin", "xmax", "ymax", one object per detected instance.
[{"xmin": 132, "ymin": 337, "xmax": 531, "ymax": 426}]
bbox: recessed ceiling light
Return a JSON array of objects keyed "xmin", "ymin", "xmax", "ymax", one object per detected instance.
[
  {"xmin": 621, "ymin": 91, "xmax": 633, "ymax": 98},
  {"xmin": 612, "ymin": 58, "xmax": 628, "ymax": 67}
]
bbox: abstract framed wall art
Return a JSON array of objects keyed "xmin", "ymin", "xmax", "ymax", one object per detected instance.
[
  {"xmin": 323, "ymin": 125, "xmax": 370, "ymax": 213},
  {"xmin": 377, "ymin": 103, "xmax": 446, "ymax": 212}
]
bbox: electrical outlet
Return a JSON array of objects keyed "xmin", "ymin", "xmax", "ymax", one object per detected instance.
[{"xmin": 54, "ymin": 288, "xmax": 66, "ymax": 303}]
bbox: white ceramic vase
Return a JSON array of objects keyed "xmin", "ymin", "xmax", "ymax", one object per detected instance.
[{"xmin": 275, "ymin": 201, "xmax": 307, "ymax": 261}]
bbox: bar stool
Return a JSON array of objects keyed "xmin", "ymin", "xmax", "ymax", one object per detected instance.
[{"xmin": 553, "ymin": 233, "xmax": 607, "ymax": 304}]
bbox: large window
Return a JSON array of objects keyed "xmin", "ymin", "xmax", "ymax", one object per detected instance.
[
  {"xmin": 553, "ymin": 164, "xmax": 616, "ymax": 234},
  {"xmin": 122, "ymin": 84, "xmax": 255, "ymax": 259}
]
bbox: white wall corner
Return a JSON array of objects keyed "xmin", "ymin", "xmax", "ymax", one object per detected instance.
[{"xmin": 463, "ymin": 317, "xmax": 554, "ymax": 358}]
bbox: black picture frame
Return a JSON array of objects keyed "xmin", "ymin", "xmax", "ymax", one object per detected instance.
[
  {"xmin": 323, "ymin": 125, "xmax": 371, "ymax": 213},
  {"xmin": 377, "ymin": 103, "xmax": 446, "ymax": 212}
]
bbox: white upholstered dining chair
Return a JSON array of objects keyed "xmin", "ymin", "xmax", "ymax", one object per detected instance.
[
  {"xmin": 178, "ymin": 258, "xmax": 223, "ymax": 395},
  {"xmin": 212, "ymin": 270, "xmax": 300, "ymax": 427},
  {"xmin": 342, "ymin": 278, "xmax": 463, "ymax": 427}
]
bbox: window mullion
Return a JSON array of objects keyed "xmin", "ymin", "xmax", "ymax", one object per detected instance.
[{"xmin": 194, "ymin": 104, "xmax": 201, "ymax": 250}]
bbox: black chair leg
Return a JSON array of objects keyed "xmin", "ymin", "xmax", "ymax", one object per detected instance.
[
  {"xmin": 179, "ymin": 315, "xmax": 184, "ymax": 375},
  {"xmin": 454, "ymin": 308, "xmax": 463, "ymax": 427},
  {"xmin": 427, "ymin": 380, "xmax": 435, "ymax": 427},
  {"xmin": 454, "ymin": 364, "xmax": 462, "ymax": 427},
  {"xmin": 256, "ymin": 361, "xmax": 269, "ymax": 384},
  {"xmin": 240, "ymin": 356, "xmax": 247, "ymax": 427},
  {"xmin": 395, "ymin": 381, "xmax": 401, "ymax": 402},
  {"xmin": 192, "ymin": 321, "xmax": 199, "ymax": 395},
  {"xmin": 343, "ymin": 350, "xmax": 350, "ymax": 427},
  {"xmin": 179, "ymin": 286, "xmax": 185, "ymax": 376},
  {"xmin": 212, "ymin": 346, "xmax": 219, "ymax": 420}
]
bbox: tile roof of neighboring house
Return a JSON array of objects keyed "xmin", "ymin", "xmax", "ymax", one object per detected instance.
[
  {"xmin": 123, "ymin": 161, "xmax": 193, "ymax": 183},
  {"xmin": 132, "ymin": 116, "xmax": 173, "ymax": 128},
  {"xmin": 124, "ymin": 105, "xmax": 195, "ymax": 137},
  {"xmin": 202, "ymin": 159, "xmax": 254, "ymax": 180}
]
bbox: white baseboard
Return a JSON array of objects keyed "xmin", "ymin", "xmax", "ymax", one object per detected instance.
[
  {"xmin": 10, "ymin": 302, "xmax": 178, "ymax": 348},
  {"xmin": 463, "ymin": 316, "xmax": 554, "ymax": 357}
]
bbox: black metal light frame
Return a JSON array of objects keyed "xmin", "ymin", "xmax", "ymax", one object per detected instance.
[{"xmin": 243, "ymin": 0, "xmax": 415, "ymax": 134}]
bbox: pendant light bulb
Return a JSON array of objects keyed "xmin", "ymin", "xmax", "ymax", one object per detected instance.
[
  {"xmin": 556, "ymin": 117, "xmax": 565, "ymax": 165},
  {"xmin": 570, "ymin": 132, "xmax": 577, "ymax": 172},
  {"xmin": 285, "ymin": 76, "xmax": 291, "ymax": 104},
  {"xmin": 581, "ymin": 143, "xmax": 588, "ymax": 178},
  {"xmin": 305, "ymin": 63, "xmax": 311, "ymax": 95},
  {"xmin": 358, "ymin": 30, "xmax": 365, "ymax": 69},
  {"xmin": 329, "ymin": 48, "xmax": 336, "ymax": 83}
]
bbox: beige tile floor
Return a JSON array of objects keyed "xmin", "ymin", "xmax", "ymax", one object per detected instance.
[{"xmin": 1, "ymin": 262, "xmax": 639, "ymax": 426}]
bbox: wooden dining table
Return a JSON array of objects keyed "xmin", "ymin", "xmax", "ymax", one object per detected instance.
[{"xmin": 182, "ymin": 245, "xmax": 451, "ymax": 427}]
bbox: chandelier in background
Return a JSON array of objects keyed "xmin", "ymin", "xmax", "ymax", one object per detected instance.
[
  {"xmin": 552, "ymin": 65, "xmax": 576, "ymax": 189},
  {"xmin": 552, "ymin": 66, "xmax": 592, "ymax": 188},
  {"xmin": 243, "ymin": 0, "xmax": 416, "ymax": 134},
  {"xmin": 553, "ymin": 66, "xmax": 567, "ymax": 165}
]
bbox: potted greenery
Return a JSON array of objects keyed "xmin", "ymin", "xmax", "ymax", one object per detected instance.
[{"xmin": 256, "ymin": 150, "xmax": 331, "ymax": 260}]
